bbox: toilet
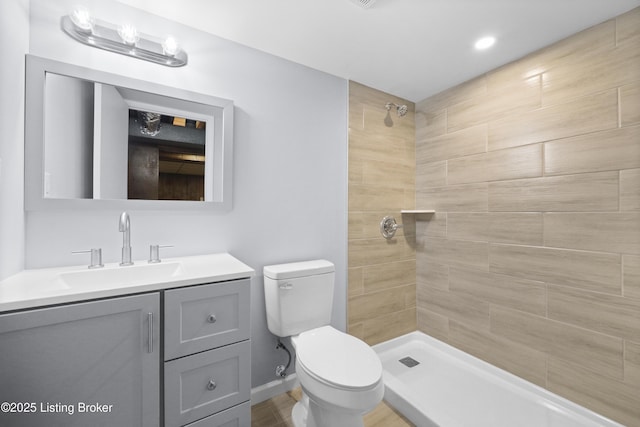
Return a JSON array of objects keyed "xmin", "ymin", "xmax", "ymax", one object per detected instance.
[{"xmin": 263, "ymin": 260, "xmax": 384, "ymax": 427}]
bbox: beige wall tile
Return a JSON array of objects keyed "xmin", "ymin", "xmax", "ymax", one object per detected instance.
[
  {"xmin": 417, "ymin": 183, "xmax": 488, "ymax": 212},
  {"xmin": 488, "ymin": 90, "xmax": 618, "ymax": 151},
  {"xmin": 416, "ymin": 161, "xmax": 447, "ymax": 188},
  {"xmin": 544, "ymin": 212, "xmax": 640, "ymax": 255},
  {"xmin": 348, "ymin": 322, "xmax": 365, "ymax": 341},
  {"xmin": 449, "ymin": 320, "xmax": 547, "ymax": 387},
  {"xmin": 621, "ymin": 168, "xmax": 640, "ymax": 211},
  {"xmin": 361, "ymin": 308, "xmax": 417, "ymax": 346},
  {"xmin": 449, "ymin": 266, "xmax": 546, "ymax": 316},
  {"xmin": 348, "ymin": 212, "xmax": 365, "ymax": 239},
  {"xmin": 348, "ymin": 237, "xmax": 414, "ymax": 268},
  {"xmin": 416, "ymin": 124, "xmax": 487, "ymax": 163},
  {"xmin": 417, "ymin": 307, "xmax": 449, "ymax": 342},
  {"xmin": 620, "ymin": 82, "xmax": 640, "ymax": 126},
  {"xmin": 544, "ymin": 125, "xmax": 640, "ymax": 175},
  {"xmin": 349, "ymin": 184, "xmax": 406, "ymax": 211},
  {"xmin": 547, "ymin": 358, "xmax": 639, "ymax": 427},
  {"xmin": 616, "ymin": 6, "xmax": 640, "ymax": 45},
  {"xmin": 489, "ymin": 244, "xmax": 622, "ymax": 294},
  {"xmin": 416, "ymin": 75, "xmax": 486, "ymax": 114},
  {"xmin": 363, "ymin": 259, "xmax": 416, "ymax": 294},
  {"xmin": 491, "ymin": 307, "xmax": 624, "ymax": 379},
  {"xmin": 421, "ymin": 237, "xmax": 489, "ymax": 271},
  {"xmin": 415, "ymin": 211, "xmax": 447, "ymax": 238},
  {"xmin": 416, "ymin": 255, "xmax": 449, "ymax": 291},
  {"xmin": 416, "ymin": 109, "xmax": 447, "ymax": 139},
  {"xmin": 362, "ymin": 158, "xmax": 415, "ymax": 188},
  {"xmin": 488, "ymin": 171, "xmax": 619, "ymax": 212},
  {"xmin": 626, "ymin": 340, "xmax": 640, "ymax": 385},
  {"xmin": 349, "ymin": 158, "xmax": 364, "ymax": 185},
  {"xmin": 348, "ymin": 267, "xmax": 364, "ymax": 297},
  {"xmin": 418, "ymin": 287, "xmax": 490, "ymax": 330},
  {"xmin": 348, "ymin": 285, "xmax": 415, "ymax": 325},
  {"xmin": 350, "ymin": 134, "xmax": 415, "ymax": 167},
  {"xmin": 489, "ymin": 19, "xmax": 615, "ymax": 84},
  {"xmin": 542, "ymin": 44, "xmax": 640, "ymax": 106},
  {"xmin": 447, "ymin": 144, "xmax": 542, "ymax": 185},
  {"xmin": 548, "ymin": 285, "xmax": 640, "ymax": 342},
  {"xmin": 447, "ymin": 76, "xmax": 540, "ymax": 132},
  {"xmin": 624, "ymin": 255, "xmax": 640, "ymax": 300},
  {"xmin": 447, "ymin": 213, "xmax": 543, "ymax": 246}
]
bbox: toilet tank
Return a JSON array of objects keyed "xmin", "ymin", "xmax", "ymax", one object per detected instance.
[{"xmin": 263, "ymin": 260, "xmax": 335, "ymax": 337}]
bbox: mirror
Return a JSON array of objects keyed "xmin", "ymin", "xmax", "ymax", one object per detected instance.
[{"xmin": 25, "ymin": 55, "xmax": 234, "ymax": 211}]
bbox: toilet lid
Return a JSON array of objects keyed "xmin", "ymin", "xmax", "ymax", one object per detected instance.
[{"xmin": 295, "ymin": 326, "xmax": 382, "ymax": 390}]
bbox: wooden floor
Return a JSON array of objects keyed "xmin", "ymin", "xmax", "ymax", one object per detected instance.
[{"xmin": 250, "ymin": 387, "xmax": 415, "ymax": 427}]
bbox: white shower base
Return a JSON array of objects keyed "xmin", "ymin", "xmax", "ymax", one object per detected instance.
[{"xmin": 373, "ymin": 331, "xmax": 622, "ymax": 427}]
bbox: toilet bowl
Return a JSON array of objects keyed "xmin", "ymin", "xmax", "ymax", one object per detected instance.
[
  {"xmin": 291, "ymin": 326, "xmax": 384, "ymax": 427},
  {"xmin": 263, "ymin": 260, "xmax": 384, "ymax": 427}
]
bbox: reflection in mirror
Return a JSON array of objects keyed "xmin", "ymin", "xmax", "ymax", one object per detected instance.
[
  {"xmin": 128, "ymin": 109, "xmax": 206, "ymax": 201},
  {"xmin": 25, "ymin": 55, "xmax": 234, "ymax": 211}
]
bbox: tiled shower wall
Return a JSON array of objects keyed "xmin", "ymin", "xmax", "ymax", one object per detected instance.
[
  {"xmin": 347, "ymin": 81, "xmax": 417, "ymax": 346},
  {"xmin": 415, "ymin": 7, "xmax": 640, "ymax": 425}
]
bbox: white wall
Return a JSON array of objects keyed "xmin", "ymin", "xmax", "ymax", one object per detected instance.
[
  {"xmin": 23, "ymin": 0, "xmax": 349, "ymax": 389},
  {"xmin": 0, "ymin": 0, "xmax": 28, "ymax": 280}
]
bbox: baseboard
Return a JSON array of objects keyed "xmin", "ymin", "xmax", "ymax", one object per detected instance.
[{"xmin": 250, "ymin": 373, "xmax": 299, "ymax": 405}]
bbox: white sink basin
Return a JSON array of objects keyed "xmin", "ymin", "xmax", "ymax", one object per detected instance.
[{"xmin": 58, "ymin": 261, "xmax": 185, "ymax": 289}]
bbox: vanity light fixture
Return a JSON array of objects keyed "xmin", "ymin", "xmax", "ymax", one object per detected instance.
[
  {"xmin": 61, "ymin": 8, "xmax": 188, "ymax": 67},
  {"xmin": 474, "ymin": 36, "xmax": 496, "ymax": 50}
]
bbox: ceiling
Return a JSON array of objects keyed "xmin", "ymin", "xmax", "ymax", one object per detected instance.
[{"xmin": 117, "ymin": 0, "xmax": 640, "ymax": 102}]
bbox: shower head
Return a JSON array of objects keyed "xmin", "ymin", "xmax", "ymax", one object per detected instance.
[{"xmin": 385, "ymin": 102, "xmax": 408, "ymax": 117}]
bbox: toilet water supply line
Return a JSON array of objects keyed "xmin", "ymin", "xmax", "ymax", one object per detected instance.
[{"xmin": 275, "ymin": 338, "xmax": 292, "ymax": 378}]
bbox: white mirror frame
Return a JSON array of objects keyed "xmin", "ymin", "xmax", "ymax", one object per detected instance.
[{"xmin": 25, "ymin": 55, "xmax": 234, "ymax": 211}]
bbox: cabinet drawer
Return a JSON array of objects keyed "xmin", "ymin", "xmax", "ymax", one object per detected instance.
[
  {"xmin": 182, "ymin": 402, "xmax": 250, "ymax": 427},
  {"xmin": 164, "ymin": 340, "xmax": 251, "ymax": 427},
  {"xmin": 165, "ymin": 279, "xmax": 250, "ymax": 360}
]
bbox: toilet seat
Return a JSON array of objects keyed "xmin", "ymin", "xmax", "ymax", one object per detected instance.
[{"xmin": 294, "ymin": 326, "xmax": 382, "ymax": 391}]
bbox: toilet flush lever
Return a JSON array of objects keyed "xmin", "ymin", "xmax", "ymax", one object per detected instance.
[{"xmin": 279, "ymin": 282, "xmax": 293, "ymax": 290}]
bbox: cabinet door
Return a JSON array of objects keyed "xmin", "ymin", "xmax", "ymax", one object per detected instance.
[{"xmin": 0, "ymin": 293, "xmax": 160, "ymax": 427}]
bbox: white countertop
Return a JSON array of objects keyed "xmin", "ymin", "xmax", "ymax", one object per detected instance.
[{"xmin": 0, "ymin": 253, "xmax": 254, "ymax": 313}]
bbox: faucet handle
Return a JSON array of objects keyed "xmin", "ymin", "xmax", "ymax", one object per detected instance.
[
  {"xmin": 72, "ymin": 248, "xmax": 104, "ymax": 269},
  {"xmin": 148, "ymin": 244, "xmax": 173, "ymax": 264}
]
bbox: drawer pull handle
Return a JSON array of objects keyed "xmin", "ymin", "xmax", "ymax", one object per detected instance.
[
  {"xmin": 207, "ymin": 314, "xmax": 217, "ymax": 323},
  {"xmin": 206, "ymin": 380, "xmax": 217, "ymax": 391}
]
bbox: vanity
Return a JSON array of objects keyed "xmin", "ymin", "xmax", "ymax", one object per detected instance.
[{"xmin": 0, "ymin": 253, "xmax": 254, "ymax": 427}]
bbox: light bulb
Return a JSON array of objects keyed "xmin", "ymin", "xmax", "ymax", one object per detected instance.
[
  {"xmin": 162, "ymin": 36, "xmax": 179, "ymax": 56},
  {"xmin": 70, "ymin": 7, "xmax": 94, "ymax": 32},
  {"xmin": 118, "ymin": 24, "xmax": 139, "ymax": 45}
]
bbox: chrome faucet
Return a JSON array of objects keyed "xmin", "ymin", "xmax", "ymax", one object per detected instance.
[{"xmin": 119, "ymin": 212, "xmax": 134, "ymax": 266}]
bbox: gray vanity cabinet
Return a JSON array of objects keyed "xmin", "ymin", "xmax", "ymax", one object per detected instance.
[
  {"xmin": 0, "ymin": 293, "xmax": 160, "ymax": 427},
  {"xmin": 164, "ymin": 279, "xmax": 251, "ymax": 427}
]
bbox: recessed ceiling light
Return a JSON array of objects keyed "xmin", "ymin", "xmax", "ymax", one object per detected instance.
[{"xmin": 475, "ymin": 36, "xmax": 496, "ymax": 50}]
